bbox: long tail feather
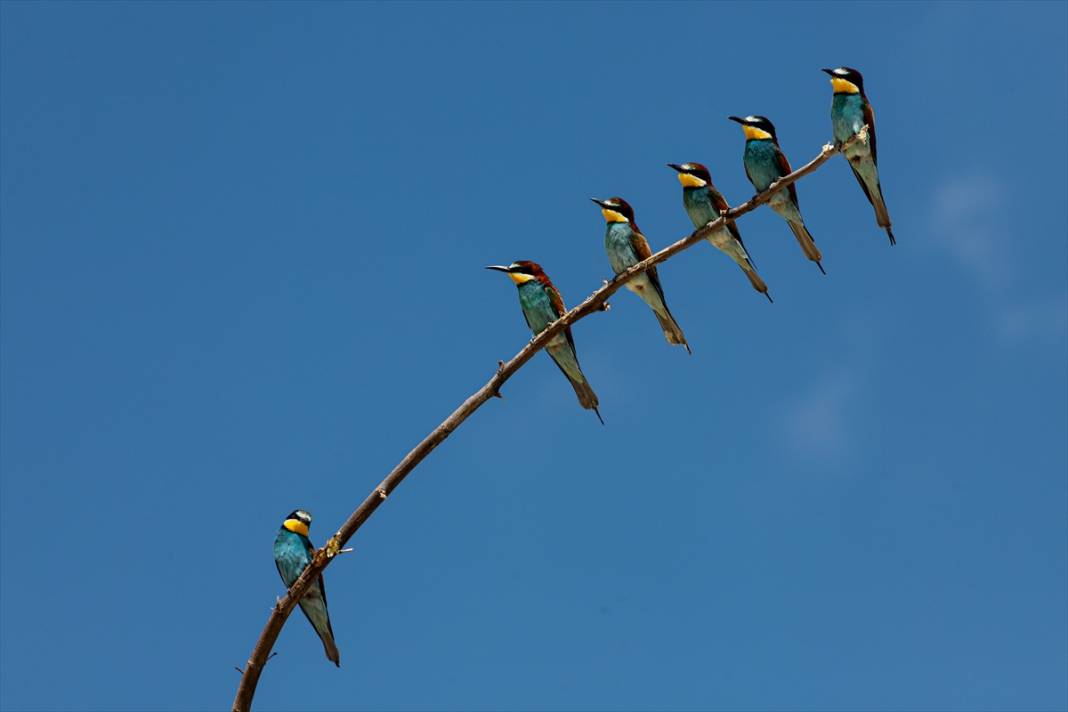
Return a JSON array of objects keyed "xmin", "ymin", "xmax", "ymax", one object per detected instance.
[
  {"xmin": 787, "ymin": 219, "xmax": 825, "ymax": 274},
  {"xmin": 654, "ymin": 309, "xmax": 691, "ymax": 354},
  {"xmin": 547, "ymin": 345, "xmax": 602, "ymax": 420},
  {"xmin": 298, "ymin": 596, "xmax": 340, "ymax": 667},
  {"xmin": 742, "ymin": 266, "xmax": 772, "ymax": 302},
  {"xmin": 849, "ymin": 163, "xmax": 895, "ymax": 245},
  {"xmin": 321, "ymin": 632, "xmax": 341, "ymax": 667},
  {"xmin": 566, "ymin": 374, "xmax": 601, "ymax": 414}
]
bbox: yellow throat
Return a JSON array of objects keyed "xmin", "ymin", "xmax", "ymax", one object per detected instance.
[
  {"xmin": 742, "ymin": 125, "xmax": 773, "ymax": 141},
  {"xmin": 601, "ymin": 208, "xmax": 629, "ymax": 223},
  {"xmin": 830, "ymin": 77, "xmax": 860, "ymax": 94},
  {"xmin": 677, "ymin": 173, "xmax": 707, "ymax": 188},
  {"xmin": 283, "ymin": 518, "xmax": 309, "ymax": 537},
  {"xmin": 508, "ymin": 272, "xmax": 536, "ymax": 284}
]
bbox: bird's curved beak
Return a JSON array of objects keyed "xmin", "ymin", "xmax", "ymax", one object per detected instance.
[
  {"xmin": 727, "ymin": 115, "xmax": 746, "ymax": 125},
  {"xmin": 666, "ymin": 163, "xmax": 684, "ymax": 172},
  {"xmin": 589, "ymin": 197, "xmax": 607, "ymax": 208},
  {"xmin": 820, "ymin": 67, "xmax": 835, "ymax": 76},
  {"xmin": 485, "ymin": 265, "xmax": 511, "ymax": 273}
]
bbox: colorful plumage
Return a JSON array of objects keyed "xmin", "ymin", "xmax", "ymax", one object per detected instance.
[
  {"xmin": 728, "ymin": 115, "xmax": 826, "ymax": 274},
  {"xmin": 591, "ymin": 197, "xmax": 692, "ymax": 353},
  {"xmin": 273, "ymin": 509, "xmax": 341, "ymax": 666},
  {"xmin": 667, "ymin": 162, "xmax": 772, "ymax": 302},
  {"xmin": 822, "ymin": 66, "xmax": 896, "ymax": 245},
  {"xmin": 486, "ymin": 261, "xmax": 603, "ymax": 423}
]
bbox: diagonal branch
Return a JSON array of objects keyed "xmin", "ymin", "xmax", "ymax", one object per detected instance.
[{"xmin": 231, "ymin": 128, "xmax": 867, "ymax": 712}]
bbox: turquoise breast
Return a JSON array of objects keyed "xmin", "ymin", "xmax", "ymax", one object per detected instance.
[
  {"xmin": 273, "ymin": 529, "xmax": 311, "ymax": 586},
  {"xmin": 682, "ymin": 188, "xmax": 718, "ymax": 229},
  {"xmin": 604, "ymin": 222, "xmax": 639, "ymax": 275},
  {"xmin": 743, "ymin": 140, "xmax": 783, "ymax": 191},
  {"xmin": 831, "ymin": 93, "xmax": 865, "ymax": 144},
  {"xmin": 517, "ymin": 281, "xmax": 556, "ymax": 333}
]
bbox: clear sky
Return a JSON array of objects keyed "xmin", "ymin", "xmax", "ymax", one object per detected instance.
[{"xmin": 1, "ymin": 2, "xmax": 1066, "ymax": 711}]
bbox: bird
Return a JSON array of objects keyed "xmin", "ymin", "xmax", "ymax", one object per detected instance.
[
  {"xmin": 667, "ymin": 162, "xmax": 773, "ymax": 302},
  {"xmin": 727, "ymin": 115, "xmax": 826, "ymax": 274},
  {"xmin": 822, "ymin": 66, "xmax": 896, "ymax": 245},
  {"xmin": 486, "ymin": 261, "xmax": 603, "ymax": 423},
  {"xmin": 273, "ymin": 509, "xmax": 341, "ymax": 667},
  {"xmin": 591, "ymin": 197, "xmax": 691, "ymax": 353}
]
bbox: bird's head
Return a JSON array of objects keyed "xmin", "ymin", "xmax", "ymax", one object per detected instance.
[
  {"xmin": 667, "ymin": 162, "xmax": 712, "ymax": 188},
  {"xmin": 822, "ymin": 66, "xmax": 864, "ymax": 95},
  {"xmin": 728, "ymin": 115, "xmax": 777, "ymax": 141},
  {"xmin": 485, "ymin": 260, "xmax": 545, "ymax": 285},
  {"xmin": 282, "ymin": 509, "xmax": 312, "ymax": 537},
  {"xmin": 590, "ymin": 197, "xmax": 635, "ymax": 224}
]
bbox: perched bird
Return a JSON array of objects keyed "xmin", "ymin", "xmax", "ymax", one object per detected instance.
[
  {"xmin": 822, "ymin": 66, "xmax": 896, "ymax": 245},
  {"xmin": 486, "ymin": 261, "xmax": 603, "ymax": 423},
  {"xmin": 728, "ymin": 115, "xmax": 826, "ymax": 274},
  {"xmin": 591, "ymin": 197, "xmax": 691, "ymax": 353},
  {"xmin": 273, "ymin": 509, "xmax": 340, "ymax": 667},
  {"xmin": 667, "ymin": 162, "xmax": 772, "ymax": 302}
]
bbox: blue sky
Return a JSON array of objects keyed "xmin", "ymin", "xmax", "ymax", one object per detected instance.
[{"xmin": 1, "ymin": 2, "xmax": 1065, "ymax": 710}]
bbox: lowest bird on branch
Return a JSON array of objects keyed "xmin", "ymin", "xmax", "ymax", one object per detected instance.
[
  {"xmin": 591, "ymin": 197, "xmax": 691, "ymax": 354},
  {"xmin": 486, "ymin": 261, "xmax": 603, "ymax": 424},
  {"xmin": 667, "ymin": 162, "xmax": 773, "ymax": 303},
  {"xmin": 273, "ymin": 509, "xmax": 341, "ymax": 666},
  {"xmin": 728, "ymin": 114, "xmax": 826, "ymax": 275},
  {"xmin": 822, "ymin": 66, "xmax": 896, "ymax": 246}
]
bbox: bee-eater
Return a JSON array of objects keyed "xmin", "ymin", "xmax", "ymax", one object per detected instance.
[
  {"xmin": 822, "ymin": 67, "xmax": 896, "ymax": 245},
  {"xmin": 667, "ymin": 162, "xmax": 773, "ymax": 303},
  {"xmin": 591, "ymin": 197, "xmax": 692, "ymax": 353},
  {"xmin": 728, "ymin": 115, "xmax": 826, "ymax": 274},
  {"xmin": 273, "ymin": 509, "xmax": 340, "ymax": 667},
  {"xmin": 486, "ymin": 261, "xmax": 603, "ymax": 423}
]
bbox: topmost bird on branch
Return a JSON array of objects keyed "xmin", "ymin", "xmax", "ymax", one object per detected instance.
[
  {"xmin": 822, "ymin": 66, "xmax": 896, "ymax": 246},
  {"xmin": 728, "ymin": 114, "xmax": 826, "ymax": 275}
]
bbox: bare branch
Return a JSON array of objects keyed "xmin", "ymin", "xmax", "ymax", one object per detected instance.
[{"xmin": 231, "ymin": 129, "xmax": 864, "ymax": 712}]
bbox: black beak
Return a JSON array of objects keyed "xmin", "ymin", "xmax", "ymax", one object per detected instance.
[
  {"xmin": 666, "ymin": 163, "xmax": 684, "ymax": 172},
  {"xmin": 821, "ymin": 68, "xmax": 835, "ymax": 76},
  {"xmin": 727, "ymin": 115, "xmax": 746, "ymax": 125},
  {"xmin": 590, "ymin": 197, "xmax": 607, "ymax": 208},
  {"xmin": 485, "ymin": 265, "xmax": 511, "ymax": 273}
]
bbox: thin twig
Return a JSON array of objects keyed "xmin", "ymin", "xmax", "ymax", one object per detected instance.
[{"xmin": 231, "ymin": 129, "xmax": 864, "ymax": 712}]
